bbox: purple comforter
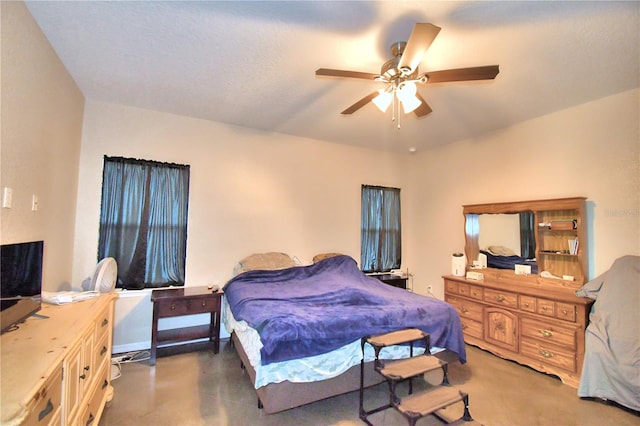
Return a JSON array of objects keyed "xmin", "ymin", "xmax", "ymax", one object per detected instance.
[{"xmin": 224, "ymin": 255, "xmax": 466, "ymax": 365}]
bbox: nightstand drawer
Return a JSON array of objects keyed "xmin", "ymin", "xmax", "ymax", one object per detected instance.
[{"xmin": 156, "ymin": 296, "xmax": 219, "ymax": 317}]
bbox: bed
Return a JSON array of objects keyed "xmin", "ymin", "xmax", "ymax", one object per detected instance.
[
  {"xmin": 575, "ymin": 255, "xmax": 639, "ymax": 412},
  {"xmin": 480, "ymin": 246, "xmax": 538, "ymax": 274},
  {"xmin": 222, "ymin": 253, "xmax": 466, "ymax": 413}
]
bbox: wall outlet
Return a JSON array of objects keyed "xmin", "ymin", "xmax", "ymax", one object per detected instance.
[{"xmin": 427, "ymin": 285, "xmax": 433, "ymax": 293}]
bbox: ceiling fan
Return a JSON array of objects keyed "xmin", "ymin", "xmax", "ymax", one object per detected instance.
[{"xmin": 316, "ymin": 23, "xmax": 499, "ymax": 118}]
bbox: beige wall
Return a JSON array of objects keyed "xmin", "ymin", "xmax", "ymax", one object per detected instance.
[
  {"xmin": 1, "ymin": 2, "xmax": 84, "ymax": 291},
  {"xmin": 406, "ymin": 89, "xmax": 640, "ymax": 298},
  {"xmin": 72, "ymin": 100, "xmax": 411, "ymax": 287}
]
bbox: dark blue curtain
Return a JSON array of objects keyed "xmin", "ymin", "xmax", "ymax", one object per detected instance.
[
  {"xmin": 519, "ymin": 211, "xmax": 536, "ymax": 259},
  {"xmin": 361, "ymin": 185, "xmax": 401, "ymax": 272},
  {"xmin": 98, "ymin": 157, "xmax": 189, "ymax": 289}
]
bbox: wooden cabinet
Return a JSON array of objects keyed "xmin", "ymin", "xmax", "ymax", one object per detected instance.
[
  {"xmin": 444, "ymin": 274, "xmax": 592, "ymax": 388},
  {"xmin": 1, "ymin": 294, "xmax": 116, "ymax": 425}
]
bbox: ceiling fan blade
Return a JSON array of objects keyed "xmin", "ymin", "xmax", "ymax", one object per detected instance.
[
  {"xmin": 413, "ymin": 93, "xmax": 432, "ymax": 117},
  {"xmin": 316, "ymin": 68, "xmax": 380, "ymax": 81},
  {"xmin": 423, "ymin": 65, "xmax": 500, "ymax": 84},
  {"xmin": 397, "ymin": 23, "xmax": 441, "ymax": 74},
  {"xmin": 341, "ymin": 92, "xmax": 379, "ymax": 115}
]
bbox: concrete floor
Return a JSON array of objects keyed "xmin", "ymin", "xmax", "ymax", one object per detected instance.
[{"xmin": 100, "ymin": 341, "xmax": 638, "ymax": 426}]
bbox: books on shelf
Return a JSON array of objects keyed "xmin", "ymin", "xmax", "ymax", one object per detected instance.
[{"xmin": 568, "ymin": 238, "xmax": 579, "ymax": 255}]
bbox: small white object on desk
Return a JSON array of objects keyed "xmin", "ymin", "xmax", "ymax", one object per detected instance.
[{"xmin": 465, "ymin": 271, "xmax": 484, "ymax": 281}]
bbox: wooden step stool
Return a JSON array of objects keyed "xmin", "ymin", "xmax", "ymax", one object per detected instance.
[{"xmin": 359, "ymin": 328, "xmax": 473, "ymax": 426}]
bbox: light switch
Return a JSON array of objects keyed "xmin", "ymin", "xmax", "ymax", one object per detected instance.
[
  {"xmin": 31, "ymin": 195, "xmax": 38, "ymax": 211},
  {"xmin": 2, "ymin": 187, "xmax": 12, "ymax": 208}
]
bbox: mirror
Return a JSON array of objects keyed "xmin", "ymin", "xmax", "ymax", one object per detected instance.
[{"xmin": 474, "ymin": 212, "xmax": 537, "ymax": 273}]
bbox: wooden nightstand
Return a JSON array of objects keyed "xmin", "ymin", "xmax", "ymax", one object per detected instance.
[
  {"xmin": 150, "ymin": 286, "xmax": 222, "ymax": 365},
  {"xmin": 375, "ymin": 274, "xmax": 408, "ymax": 289}
]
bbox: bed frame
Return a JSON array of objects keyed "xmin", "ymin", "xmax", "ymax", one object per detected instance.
[{"xmin": 231, "ymin": 332, "xmax": 385, "ymax": 414}]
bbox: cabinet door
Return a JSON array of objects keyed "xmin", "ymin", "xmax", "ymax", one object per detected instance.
[
  {"xmin": 62, "ymin": 340, "xmax": 83, "ymax": 425},
  {"xmin": 484, "ymin": 307, "xmax": 518, "ymax": 352}
]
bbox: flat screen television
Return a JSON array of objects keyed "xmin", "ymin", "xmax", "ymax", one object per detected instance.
[{"xmin": 1, "ymin": 240, "xmax": 43, "ymax": 333}]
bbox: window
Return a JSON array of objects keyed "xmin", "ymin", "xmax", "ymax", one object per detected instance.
[
  {"xmin": 98, "ymin": 156, "xmax": 190, "ymax": 289},
  {"xmin": 360, "ymin": 185, "xmax": 401, "ymax": 272}
]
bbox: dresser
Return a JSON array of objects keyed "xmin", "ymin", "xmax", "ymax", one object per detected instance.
[
  {"xmin": 1, "ymin": 294, "xmax": 116, "ymax": 425},
  {"xmin": 444, "ymin": 272, "xmax": 593, "ymax": 388}
]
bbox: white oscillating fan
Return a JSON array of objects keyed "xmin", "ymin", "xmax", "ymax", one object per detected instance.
[{"xmin": 90, "ymin": 257, "xmax": 118, "ymax": 293}]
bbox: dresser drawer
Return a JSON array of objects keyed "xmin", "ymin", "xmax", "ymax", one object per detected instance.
[
  {"xmin": 78, "ymin": 363, "xmax": 110, "ymax": 426},
  {"xmin": 555, "ymin": 302, "xmax": 576, "ymax": 322},
  {"xmin": 483, "ymin": 288, "xmax": 518, "ymax": 309},
  {"xmin": 445, "ymin": 280, "xmax": 458, "ymax": 294},
  {"xmin": 156, "ymin": 296, "xmax": 220, "ymax": 317},
  {"xmin": 537, "ymin": 299, "xmax": 555, "ymax": 317},
  {"xmin": 519, "ymin": 295, "xmax": 536, "ymax": 313},
  {"xmin": 468, "ymin": 285, "xmax": 483, "ymax": 300},
  {"xmin": 521, "ymin": 337, "xmax": 576, "ymax": 372},
  {"xmin": 23, "ymin": 366, "xmax": 63, "ymax": 425},
  {"xmin": 446, "ymin": 295, "xmax": 483, "ymax": 323},
  {"xmin": 457, "ymin": 283, "xmax": 471, "ymax": 298},
  {"xmin": 95, "ymin": 331, "xmax": 111, "ymax": 372},
  {"xmin": 94, "ymin": 305, "xmax": 112, "ymax": 342},
  {"xmin": 460, "ymin": 318, "xmax": 483, "ymax": 339},
  {"xmin": 521, "ymin": 317, "xmax": 576, "ymax": 350}
]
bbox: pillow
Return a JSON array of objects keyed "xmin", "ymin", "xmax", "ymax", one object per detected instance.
[
  {"xmin": 485, "ymin": 245, "xmax": 517, "ymax": 257},
  {"xmin": 313, "ymin": 252, "xmax": 343, "ymax": 263},
  {"xmin": 232, "ymin": 252, "xmax": 296, "ymax": 276}
]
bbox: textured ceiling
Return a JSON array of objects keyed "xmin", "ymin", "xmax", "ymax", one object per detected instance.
[{"xmin": 25, "ymin": 1, "xmax": 639, "ymax": 153}]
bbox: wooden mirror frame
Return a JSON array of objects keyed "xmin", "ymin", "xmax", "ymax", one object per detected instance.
[{"xmin": 463, "ymin": 197, "xmax": 588, "ymax": 285}]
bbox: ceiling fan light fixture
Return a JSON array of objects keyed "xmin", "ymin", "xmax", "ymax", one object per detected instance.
[
  {"xmin": 372, "ymin": 88, "xmax": 393, "ymax": 112},
  {"xmin": 400, "ymin": 94, "xmax": 422, "ymax": 114}
]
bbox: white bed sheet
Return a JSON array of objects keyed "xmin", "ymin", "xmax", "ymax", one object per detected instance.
[{"xmin": 222, "ymin": 297, "xmax": 440, "ymax": 389}]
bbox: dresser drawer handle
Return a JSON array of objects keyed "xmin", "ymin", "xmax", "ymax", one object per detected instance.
[
  {"xmin": 539, "ymin": 329, "xmax": 554, "ymax": 338},
  {"xmin": 101, "ymin": 318, "xmax": 109, "ymax": 327},
  {"xmin": 561, "ymin": 309, "xmax": 568, "ymax": 315},
  {"xmin": 86, "ymin": 413, "xmax": 95, "ymax": 426},
  {"xmin": 461, "ymin": 324, "xmax": 468, "ymax": 330},
  {"xmin": 102, "ymin": 379, "xmax": 109, "ymax": 390},
  {"xmin": 539, "ymin": 350, "xmax": 554, "ymax": 358},
  {"xmin": 79, "ymin": 373, "xmax": 86, "ymax": 380},
  {"xmin": 202, "ymin": 300, "xmax": 207, "ymax": 307},
  {"xmin": 495, "ymin": 295, "xmax": 505, "ymax": 302},
  {"xmin": 171, "ymin": 303, "xmax": 176, "ymax": 310},
  {"xmin": 100, "ymin": 346, "xmax": 108, "ymax": 356},
  {"xmin": 542, "ymin": 306, "xmax": 548, "ymax": 311},
  {"xmin": 460, "ymin": 307, "xmax": 468, "ymax": 313},
  {"xmin": 38, "ymin": 399, "xmax": 54, "ymax": 421},
  {"xmin": 84, "ymin": 365, "xmax": 90, "ymax": 372},
  {"xmin": 524, "ymin": 302, "xmax": 530, "ymax": 307}
]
